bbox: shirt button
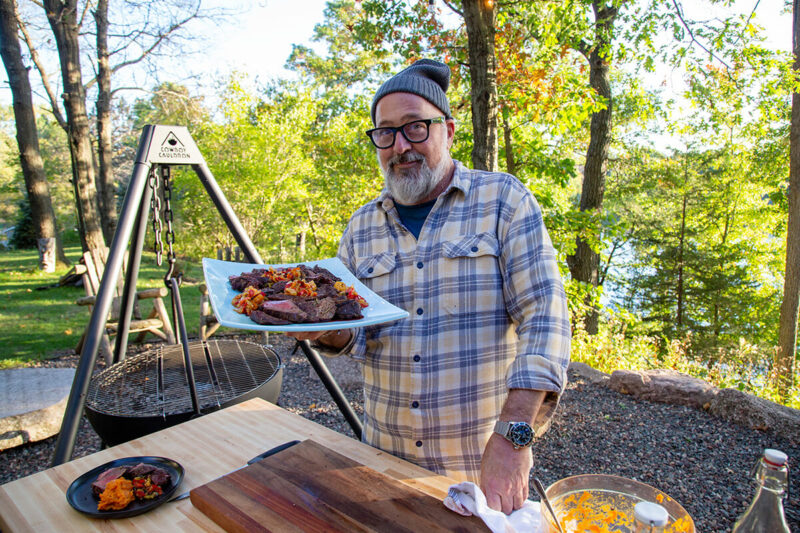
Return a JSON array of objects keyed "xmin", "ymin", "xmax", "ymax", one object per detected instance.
[
  {"xmin": 413, "ymin": 354, "xmax": 421, "ymax": 362},
  {"xmin": 416, "ymin": 308, "xmax": 423, "ymax": 315},
  {"xmin": 471, "ymin": 246, "xmax": 479, "ymax": 252},
  {"xmin": 416, "ymin": 261, "xmax": 423, "ymax": 269},
  {"xmin": 367, "ymin": 267, "xmax": 374, "ymax": 273},
  {"xmin": 411, "ymin": 401, "xmax": 419, "ymax": 408},
  {"xmin": 415, "ymin": 441, "xmax": 423, "ymax": 447}
]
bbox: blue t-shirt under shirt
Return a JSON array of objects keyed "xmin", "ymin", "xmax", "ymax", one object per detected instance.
[{"xmin": 394, "ymin": 198, "xmax": 437, "ymax": 239}]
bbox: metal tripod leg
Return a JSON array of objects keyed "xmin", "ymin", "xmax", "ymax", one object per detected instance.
[
  {"xmin": 113, "ymin": 175, "xmax": 154, "ymax": 364},
  {"xmin": 52, "ymin": 128, "xmax": 156, "ymax": 466},
  {"xmin": 297, "ymin": 340, "xmax": 363, "ymax": 439},
  {"xmin": 191, "ymin": 163, "xmax": 364, "ymax": 440}
]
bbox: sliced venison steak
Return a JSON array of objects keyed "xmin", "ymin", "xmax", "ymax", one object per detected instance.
[
  {"xmin": 259, "ymin": 299, "xmax": 311, "ymax": 323},
  {"xmin": 250, "ymin": 309, "xmax": 291, "ymax": 325}
]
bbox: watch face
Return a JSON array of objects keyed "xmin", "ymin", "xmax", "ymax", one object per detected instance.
[{"xmin": 509, "ymin": 422, "xmax": 533, "ymax": 447}]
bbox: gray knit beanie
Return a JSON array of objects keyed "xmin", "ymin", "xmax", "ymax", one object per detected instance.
[{"xmin": 371, "ymin": 59, "xmax": 451, "ymax": 125}]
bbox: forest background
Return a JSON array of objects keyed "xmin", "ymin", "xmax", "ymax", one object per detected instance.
[{"xmin": 1, "ymin": 0, "xmax": 799, "ymax": 409}]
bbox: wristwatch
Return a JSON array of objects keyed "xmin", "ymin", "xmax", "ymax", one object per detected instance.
[{"xmin": 493, "ymin": 420, "xmax": 534, "ymax": 449}]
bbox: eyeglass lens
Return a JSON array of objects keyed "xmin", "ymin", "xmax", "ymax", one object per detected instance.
[{"xmin": 371, "ymin": 120, "xmax": 430, "ymax": 148}]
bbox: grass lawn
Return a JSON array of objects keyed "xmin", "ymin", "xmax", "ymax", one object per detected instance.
[{"xmin": 0, "ymin": 245, "xmax": 209, "ymax": 369}]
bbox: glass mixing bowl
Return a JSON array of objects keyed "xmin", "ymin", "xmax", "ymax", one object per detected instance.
[{"xmin": 543, "ymin": 474, "xmax": 695, "ymax": 533}]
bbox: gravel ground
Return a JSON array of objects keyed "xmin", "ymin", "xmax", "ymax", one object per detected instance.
[{"xmin": 2, "ymin": 334, "xmax": 798, "ymax": 532}]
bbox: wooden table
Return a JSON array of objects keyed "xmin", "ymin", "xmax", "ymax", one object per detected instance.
[{"xmin": 0, "ymin": 398, "xmax": 472, "ymax": 532}]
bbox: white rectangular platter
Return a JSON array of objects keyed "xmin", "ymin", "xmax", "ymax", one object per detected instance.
[{"xmin": 202, "ymin": 257, "xmax": 409, "ymax": 332}]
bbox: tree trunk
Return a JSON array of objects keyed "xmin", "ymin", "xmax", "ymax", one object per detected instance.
[
  {"xmin": 566, "ymin": 1, "xmax": 617, "ymax": 335},
  {"xmin": 93, "ymin": 0, "xmax": 117, "ymax": 243},
  {"xmin": 0, "ymin": 0, "xmax": 68, "ymax": 268},
  {"xmin": 776, "ymin": 0, "xmax": 800, "ymax": 397},
  {"xmin": 677, "ymin": 191, "xmax": 687, "ymax": 328},
  {"xmin": 461, "ymin": 0, "xmax": 498, "ymax": 171},
  {"xmin": 43, "ymin": 0, "xmax": 106, "ymax": 253},
  {"xmin": 502, "ymin": 113, "xmax": 516, "ymax": 175}
]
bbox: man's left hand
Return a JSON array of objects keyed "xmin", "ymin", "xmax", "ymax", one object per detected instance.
[{"xmin": 479, "ymin": 433, "xmax": 533, "ymax": 514}]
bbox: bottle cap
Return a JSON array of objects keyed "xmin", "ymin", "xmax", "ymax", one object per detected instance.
[
  {"xmin": 764, "ymin": 449, "xmax": 788, "ymax": 466},
  {"xmin": 634, "ymin": 501, "xmax": 669, "ymax": 527}
]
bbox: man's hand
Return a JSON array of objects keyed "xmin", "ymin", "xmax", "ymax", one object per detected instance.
[
  {"xmin": 286, "ymin": 329, "xmax": 353, "ymax": 349},
  {"xmin": 479, "ymin": 433, "xmax": 533, "ymax": 514}
]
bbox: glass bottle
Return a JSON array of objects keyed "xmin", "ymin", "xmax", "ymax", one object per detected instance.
[
  {"xmin": 632, "ymin": 501, "xmax": 669, "ymax": 533},
  {"xmin": 732, "ymin": 448, "xmax": 791, "ymax": 533}
]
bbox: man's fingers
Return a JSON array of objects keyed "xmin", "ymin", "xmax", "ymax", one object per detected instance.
[
  {"xmin": 513, "ymin": 486, "xmax": 525, "ymax": 512},
  {"xmin": 501, "ymin": 493, "xmax": 514, "ymax": 515},
  {"xmin": 485, "ymin": 490, "xmax": 503, "ymax": 513}
]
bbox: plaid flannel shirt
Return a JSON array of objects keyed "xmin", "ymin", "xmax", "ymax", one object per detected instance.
[{"xmin": 338, "ymin": 161, "xmax": 571, "ymax": 482}]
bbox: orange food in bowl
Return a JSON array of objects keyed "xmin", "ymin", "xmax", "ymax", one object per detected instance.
[{"xmin": 97, "ymin": 478, "xmax": 135, "ymax": 511}]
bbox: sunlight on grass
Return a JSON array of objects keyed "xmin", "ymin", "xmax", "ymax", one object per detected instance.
[{"xmin": 0, "ymin": 246, "xmax": 204, "ymax": 368}]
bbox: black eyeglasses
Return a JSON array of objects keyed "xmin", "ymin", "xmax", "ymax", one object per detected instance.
[{"xmin": 365, "ymin": 117, "xmax": 446, "ymax": 149}]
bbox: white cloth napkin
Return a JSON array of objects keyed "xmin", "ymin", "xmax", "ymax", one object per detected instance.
[{"xmin": 443, "ymin": 481, "xmax": 544, "ymax": 533}]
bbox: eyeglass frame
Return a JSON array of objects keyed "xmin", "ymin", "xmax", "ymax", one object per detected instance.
[{"xmin": 365, "ymin": 116, "xmax": 448, "ymax": 149}]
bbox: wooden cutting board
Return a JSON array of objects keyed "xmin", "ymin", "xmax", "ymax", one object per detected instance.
[{"xmin": 189, "ymin": 439, "xmax": 486, "ymax": 533}]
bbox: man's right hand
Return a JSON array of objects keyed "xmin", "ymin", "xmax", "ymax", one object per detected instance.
[{"xmin": 286, "ymin": 329, "xmax": 353, "ymax": 350}]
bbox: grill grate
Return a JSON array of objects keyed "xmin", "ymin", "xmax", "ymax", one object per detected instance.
[{"xmin": 86, "ymin": 340, "xmax": 281, "ymax": 417}]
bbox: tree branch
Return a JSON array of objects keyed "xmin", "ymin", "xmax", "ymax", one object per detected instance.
[
  {"xmin": 441, "ymin": 0, "xmax": 463, "ymax": 18},
  {"xmin": 15, "ymin": 1, "xmax": 67, "ymax": 130},
  {"xmin": 109, "ymin": 5, "xmax": 200, "ymax": 75},
  {"xmin": 79, "ymin": 0, "xmax": 94, "ymax": 27},
  {"xmin": 671, "ymin": 0, "xmax": 732, "ymax": 70}
]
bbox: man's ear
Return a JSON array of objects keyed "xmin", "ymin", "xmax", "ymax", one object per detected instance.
[{"xmin": 446, "ymin": 118, "xmax": 456, "ymax": 148}]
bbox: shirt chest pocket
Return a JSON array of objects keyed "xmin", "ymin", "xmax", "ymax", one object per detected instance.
[
  {"xmin": 354, "ymin": 251, "xmax": 398, "ymax": 296},
  {"xmin": 441, "ymin": 232, "xmax": 502, "ymax": 315}
]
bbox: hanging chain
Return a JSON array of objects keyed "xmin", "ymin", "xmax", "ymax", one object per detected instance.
[
  {"xmin": 149, "ymin": 166, "xmax": 164, "ymax": 266},
  {"xmin": 162, "ymin": 165, "xmax": 180, "ymax": 287}
]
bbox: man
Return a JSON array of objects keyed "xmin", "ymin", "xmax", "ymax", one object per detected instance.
[{"xmin": 290, "ymin": 59, "xmax": 571, "ymax": 514}]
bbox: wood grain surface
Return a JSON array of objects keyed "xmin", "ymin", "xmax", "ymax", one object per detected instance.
[
  {"xmin": 190, "ymin": 440, "xmax": 484, "ymax": 533},
  {"xmin": 0, "ymin": 398, "xmax": 487, "ymax": 533}
]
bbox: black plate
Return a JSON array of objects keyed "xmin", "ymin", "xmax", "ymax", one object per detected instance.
[{"xmin": 66, "ymin": 456, "xmax": 184, "ymax": 519}]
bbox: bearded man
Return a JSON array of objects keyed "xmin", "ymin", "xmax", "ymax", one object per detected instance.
[{"xmin": 289, "ymin": 59, "xmax": 571, "ymax": 514}]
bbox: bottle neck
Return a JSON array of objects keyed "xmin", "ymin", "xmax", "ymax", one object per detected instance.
[{"xmin": 754, "ymin": 459, "xmax": 789, "ymax": 495}]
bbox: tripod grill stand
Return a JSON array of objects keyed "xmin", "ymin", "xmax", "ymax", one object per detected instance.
[{"xmin": 52, "ymin": 125, "xmax": 363, "ymax": 465}]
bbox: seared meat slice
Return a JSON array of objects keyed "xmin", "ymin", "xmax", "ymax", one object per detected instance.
[
  {"xmin": 316, "ymin": 283, "xmax": 340, "ymax": 298},
  {"xmin": 335, "ymin": 299, "xmax": 364, "ymax": 320},
  {"xmin": 259, "ymin": 299, "xmax": 310, "ymax": 323},
  {"xmin": 295, "ymin": 297, "xmax": 337, "ymax": 322},
  {"xmin": 250, "ymin": 310, "xmax": 291, "ymax": 325},
  {"xmin": 127, "ymin": 463, "xmax": 156, "ymax": 477},
  {"xmin": 148, "ymin": 466, "xmax": 171, "ymax": 487},
  {"xmin": 268, "ymin": 280, "xmax": 289, "ymax": 294},
  {"xmin": 91, "ymin": 466, "xmax": 130, "ymax": 495},
  {"xmin": 229, "ymin": 273, "xmax": 266, "ymax": 291}
]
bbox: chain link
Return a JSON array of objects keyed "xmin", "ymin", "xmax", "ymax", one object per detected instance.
[
  {"xmin": 148, "ymin": 166, "xmax": 163, "ymax": 266},
  {"xmin": 162, "ymin": 165, "xmax": 180, "ymax": 287}
]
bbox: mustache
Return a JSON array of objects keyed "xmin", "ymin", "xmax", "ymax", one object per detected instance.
[{"xmin": 388, "ymin": 152, "xmax": 425, "ymax": 167}]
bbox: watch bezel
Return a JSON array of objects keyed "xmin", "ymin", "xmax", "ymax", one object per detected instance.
[{"xmin": 507, "ymin": 421, "xmax": 533, "ymax": 448}]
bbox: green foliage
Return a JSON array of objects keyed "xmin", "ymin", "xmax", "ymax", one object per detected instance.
[
  {"xmin": 4, "ymin": 0, "xmax": 798, "ymax": 407},
  {"xmin": 571, "ymin": 313, "xmax": 800, "ymax": 410},
  {"xmin": 0, "ymin": 246, "xmax": 203, "ymax": 368},
  {"xmin": 10, "ymin": 199, "xmax": 36, "ymax": 249}
]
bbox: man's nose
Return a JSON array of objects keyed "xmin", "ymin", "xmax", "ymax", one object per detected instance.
[{"xmin": 393, "ymin": 131, "xmax": 412, "ymax": 154}]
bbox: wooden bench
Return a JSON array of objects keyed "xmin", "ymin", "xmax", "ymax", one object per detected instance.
[{"xmin": 74, "ymin": 247, "xmax": 176, "ymax": 365}]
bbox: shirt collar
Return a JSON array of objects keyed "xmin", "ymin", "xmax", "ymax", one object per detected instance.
[{"xmin": 378, "ymin": 160, "xmax": 470, "ymax": 212}]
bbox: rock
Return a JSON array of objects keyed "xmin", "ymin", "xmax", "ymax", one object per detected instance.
[
  {"xmin": 608, "ymin": 369, "xmax": 719, "ymax": 410},
  {"xmin": 0, "ymin": 397, "xmax": 69, "ymax": 450},
  {"xmin": 0, "ymin": 367, "xmax": 76, "ymax": 450},
  {"xmin": 569, "ymin": 361, "xmax": 610, "ymax": 385},
  {"xmin": 708, "ymin": 388, "xmax": 800, "ymax": 443}
]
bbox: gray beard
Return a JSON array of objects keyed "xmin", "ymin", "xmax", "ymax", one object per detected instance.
[{"xmin": 380, "ymin": 149, "xmax": 450, "ymax": 205}]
